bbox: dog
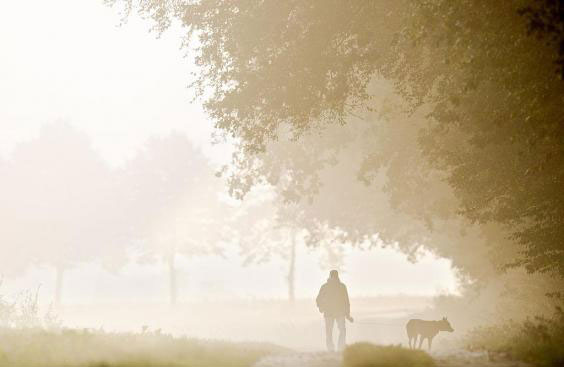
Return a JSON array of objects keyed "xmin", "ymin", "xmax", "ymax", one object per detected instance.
[{"xmin": 406, "ymin": 317, "xmax": 454, "ymax": 350}]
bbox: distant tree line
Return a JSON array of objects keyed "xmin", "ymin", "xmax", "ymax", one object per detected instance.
[
  {"xmin": 0, "ymin": 123, "xmax": 344, "ymax": 305},
  {"xmin": 0, "ymin": 124, "xmax": 225, "ymax": 305}
]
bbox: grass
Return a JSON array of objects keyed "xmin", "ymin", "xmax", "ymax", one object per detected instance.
[
  {"xmin": 342, "ymin": 343, "xmax": 435, "ymax": 367},
  {"xmin": 464, "ymin": 306, "xmax": 564, "ymax": 367},
  {"xmin": 0, "ymin": 327, "xmax": 285, "ymax": 367}
]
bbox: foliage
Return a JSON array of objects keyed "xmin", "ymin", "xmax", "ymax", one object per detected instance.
[
  {"xmin": 390, "ymin": 1, "xmax": 564, "ymax": 277},
  {"xmin": 343, "ymin": 343, "xmax": 435, "ymax": 367},
  {"xmin": 123, "ymin": 132, "xmax": 226, "ymax": 260},
  {"xmin": 104, "ymin": 3, "xmax": 564, "ymax": 362},
  {"xmin": 1, "ymin": 123, "xmax": 127, "ymax": 303},
  {"xmin": 0, "ymin": 284, "xmax": 60, "ymax": 330},
  {"xmin": 7, "ymin": 123, "xmax": 125, "ymax": 268},
  {"xmin": 519, "ymin": 0, "xmax": 564, "ymax": 77},
  {"xmin": 105, "ymin": 0, "xmax": 564, "ymax": 279},
  {"xmin": 465, "ymin": 306, "xmax": 564, "ymax": 367},
  {"xmin": 1, "ymin": 125, "xmax": 231, "ymax": 305},
  {"xmin": 121, "ymin": 132, "xmax": 228, "ymax": 304},
  {"xmin": 0, "ymin": 327, "xmax": 283, "ymax": 367},
  {"xmin": 230, "ymin": 189, "xmax": 348, "ymax": 300}
]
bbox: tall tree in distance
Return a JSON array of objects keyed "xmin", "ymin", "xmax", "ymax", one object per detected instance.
[
  {"xmin": 124, "ymin": 133, "xmax": 226, "ymax": 305},
  {"xmin": 232, "ymin": 192, "xmax": 304, "ymax": 302},
  {"xmin": 233, "ymin": 190, "xmax": 348, "ymax": 302},
  {"xmin": 5, "ymin": 123, "xmax": 124, "ymax": 305}
]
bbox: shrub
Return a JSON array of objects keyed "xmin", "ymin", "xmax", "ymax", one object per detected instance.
[
  {"xmin": 343, "ymin": 343, "xmax": 435, "ymax": 367},
  {"xmin": 0, "ymin": 328, "xmax": 284, "ymax": 367},
  {"xmin": 465, "ymin": 307, "xmax": 564, "ymax": 367},
  {"xmin": 0, "ymin": 282, "xmax": 60, "ymax": 329}
]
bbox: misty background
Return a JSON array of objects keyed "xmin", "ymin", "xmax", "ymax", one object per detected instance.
[
  {"xmin": 0, "ymin": 0, "xmax": 457, "ymax": 349},
  {"xmin": 1, "ymin": 0, "xmax": 561, "ymax": 362}
]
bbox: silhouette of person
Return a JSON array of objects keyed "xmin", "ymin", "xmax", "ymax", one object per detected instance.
[{"xmin": 316, "ymin": 270, "xmax": 353, "ymax": 352}]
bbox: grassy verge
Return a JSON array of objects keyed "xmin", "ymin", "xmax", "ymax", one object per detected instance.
[
  {"xmin": 343, "ymin": 343, "xmax": 435, "ymax": 367},
  {"xmin": 464, "ymin": 307, "xmax": 564, "ymax": 367},
  {"xmin": 0, "ymin": 328, "xmax": 285, "ymax": 367}
]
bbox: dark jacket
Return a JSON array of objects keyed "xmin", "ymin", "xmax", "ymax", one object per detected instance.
[{"xmin": 316, "ymin": 278, "xmax": 350, "ymax": 317}]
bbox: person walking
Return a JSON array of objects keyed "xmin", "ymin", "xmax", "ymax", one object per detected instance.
[{"xmin": 316, "ymin": 270, "xmax": 353, "ymax": 351}]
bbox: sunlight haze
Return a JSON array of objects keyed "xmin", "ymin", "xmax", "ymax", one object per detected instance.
[
  {"xmin": 1, "ymin": 0, "xmax": 560, "ymax": 364},
  {"xmin": 0, "ymin": 0, "xmax": 458, "ymax": 305}
]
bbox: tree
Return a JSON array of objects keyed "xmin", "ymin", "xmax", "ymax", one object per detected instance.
[
  {"xmin": 229, "ymin": 189, "xmax": 302, "ymax": 302},
  {"xmin": 381, "ymin": 1, "xmax": 564, "ymax": 276},
  {"xmin": 5, "ymin": 123, "xmax": 126, "ymax": 305},
  {"xmin": 519, "ymin": 0, "xmax": 564, "ymax": 77},
  {"xmin": 231, "ymin": 188, "xmax": 349, "ymax": 302},
  {"xmin": 228, "ymin": 101, "xmax": 564, "ymax": 322},
  {"xmin": 124, "ymin": 133, "xmax": 226, "ymax": 305},
  {"xmin": 107, "ymin": 0, "xmax": 564, "ymax": 278}
]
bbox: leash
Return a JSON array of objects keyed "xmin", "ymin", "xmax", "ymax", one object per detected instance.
[{"xmin": 354, "ymin": 320, "xmax": 405, "ymax": 326}]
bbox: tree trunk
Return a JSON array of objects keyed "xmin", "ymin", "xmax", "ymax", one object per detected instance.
[
  {"xmin": 168, "ymin": 252, "xmax": 177, "ymax": 306},
  {"xmin": 287, "ymin": 232, "xmax": 296, "ymax": 303},
  {"xmin": 55, "ymin": 265, "xmax": 64, "ymax": 306}
]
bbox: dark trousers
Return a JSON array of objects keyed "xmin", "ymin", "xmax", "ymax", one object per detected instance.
[{"xmin": 324, "ymin": 316, "xmax": 346, "ymax": 351}]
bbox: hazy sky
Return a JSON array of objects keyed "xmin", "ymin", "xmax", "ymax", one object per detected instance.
[
  {"xmin": 0, "ymin": 0, "xmax": 458, "ymax": 302},
  {"xmin": 0, "ymin": 0, "xmax": 218, "ymax": 165}
]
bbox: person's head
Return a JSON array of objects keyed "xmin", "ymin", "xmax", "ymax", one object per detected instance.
[{"xmin": 329, "ymin": 270, "xmax": 339, "ymax": 280}]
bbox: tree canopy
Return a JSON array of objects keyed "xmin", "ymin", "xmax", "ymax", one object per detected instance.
[
  {"xmin": 123, "ymin": 132, "xmax": 226, "ymax": 304},
  {"xmin": 2, "ymin": 123, "xmax": 126, "ymax": 303},
  {"xmin": 106, "ymin": 0, "xmax": 564, "ymax": 282}
]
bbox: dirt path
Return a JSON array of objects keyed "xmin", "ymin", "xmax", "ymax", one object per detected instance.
[
  {"xmin": 254, "ymin": 352, "xmax": 341, "ymax": 367},
  {"xmin": 254, "ymin": 350, "xmax": 530, "ymax": 367}
]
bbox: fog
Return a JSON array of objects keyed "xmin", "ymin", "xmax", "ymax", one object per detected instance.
[
  {"xmin": 0, "ymin": 1, "xmax": 562, "ymax": 365},
  {"xmin": 0, "ymin": 122, "xmax": 456, "ymax": 349},
  {"xmin": 0, "ymin": 0, "xmax": 457, "ymax": 351}
]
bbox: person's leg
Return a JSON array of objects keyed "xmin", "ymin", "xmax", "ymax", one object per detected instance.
[
  {"xmin": 324, "ymin": 316, "xmax": 335, "ymax": 352},
  {"xmin": 336, "ymin": 317, "xmax": 346, "ymax": 351}
]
